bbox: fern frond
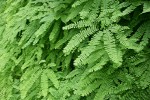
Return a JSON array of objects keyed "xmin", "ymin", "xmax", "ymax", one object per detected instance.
[
  {"xmin": 18, "ymin": 21, "xmax": 39, "ymax": 46},
  {"xmin": 116, "ymin": 30, "xmax": 139, "ymax": 51},
  {"xmin": 20, "ymin": 68, "xmax": 42, "ymax": 99},
  {"xmin": 79, "ymin": 0, "xmax": 93, "ymax": 19},
  {"xmin": 33, "ymin": 22, "xmax": 51, "ymax": 45},
  {"xmin": 139, "ymin": 21, "xmax": 150, "ymax": 49},
  {"xmin": 0, "ymin": 50, "xmax": 11, "ymax": 71},
  {"xmin": 20, "ymin": 67, "xmax": 38, "ymax": 81},
  {"xmin": 65, "ymin": 4, "xmax": 83, "ymax": 22},
  {"xmin": 49, "ymin": 21, "xmax": 61, "ymax": 43},
  {"xmin": 88, "ymin": 0, "xmax": 100, "ymax": 21},
  {"xmin": 74, "ymin": 46, "xmax": 97, "ymax": 66},
  {"xmin": 74, "ymin": 31, "xmax": 103, "ymax": 66},
  {"xmin": 72, "ymin": 0, "xmax": 88, "ymax": 8},
  {"xmin": 66, "ymin": 69, "xmax": 82, "ymax": 79},
  {"xmin": 24, "ymin": 89, "xmax": 39, "ymax": 100},
  {"xmin": 74, "ymin": 80, "xmax": 101, "ymax": 96},
  {"xmin": 142, "ymin": 1, "xmax": 150, "ymax": 13},
  {"xmin": 94, "ymin": 82, "xmax": 112, "ymax": 100},
  {"xmin": 63, "ymin": 20, "xmax": 92, "ymax": 30},
  {"xmin": 84, "ymin": 49, "xmax": 105, "ymax": 66},
  {"xmin": 41, "ymin": 70, "xmax": 49, "ymax": 97},
  {"xmin": 138, "ymin": 60, "xmax": 150, "ymax": 88},
  {"xmin": 46, "ymin": 69, "xmax": 59, "ymax": 89},
  {"xmin": 63, "ymin": 26, "xmax": 98, "ymax": 55},
  {"xmin": 120, "ymin": 1, "xmax": 142, "ymax": 17},
  {"xmin": 89, "ymin": 55, "xmax": 109, "ymax": 72},
  {"xmin": 74, "ymin": 72, "xmax": 101, "ymax": 91},
  {"xmin": 103, "ymin": 30, "xmax": 122, "ymax": 67},
  {"xmin": 55, "ymin": 30, "xmax": 76, "ymax": 49}
]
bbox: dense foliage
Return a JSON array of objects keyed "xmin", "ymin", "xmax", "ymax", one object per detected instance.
[{"xmin": 0, "ymin": 0, "xmax": 150, "ymax": 100}]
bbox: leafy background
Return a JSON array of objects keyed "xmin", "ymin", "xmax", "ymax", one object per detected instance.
[{"xmin": 0, "ymin": 0, "xmax": 150, "ymax": 100}]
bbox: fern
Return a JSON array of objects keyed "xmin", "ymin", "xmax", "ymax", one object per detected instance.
[
  {"xmin": 88, "ymin": 55, "xmax": 109, "ymax": 72},
  {"xmin": 1, "ymin": 0, "xmax": 150, "ymax": 100},
  {"xmin": 63, "ymin": 20, "xmax": 92, "ymax": 30},
  {"xmin": 65, "ymin": 4, "xmax": 83, "ymax": 22},
  {"xmin": 103, "ymin": 30, "xmax": 122, "ymax": 67},
  {"xmin": 72, "ymin": 0, "xmax": 88, "ymax": 7},
  {"xmin": 49, "ymin": 21, "xmax": 61, "ymax": 43},
  {"xmin": 74, "ymin": 31, "xmax": 103, "ymax": 66},
  {"xmin": 74, "ymin": 80, "xmax": 101, "ymax": 96},
  {"xmin": 45, "ymin": 69, "xmax": 59, "ymax": 89},
  {"xmin": 20, "ymin": 68, "xmax": 42, "ymax": 99},
  {"xmin": 41, "ymin": 70, "xmax": 49, "ymax": 97},
  {"xmin": 142, "ymin": 1, "xmax": 150, "ymax": 13},
  {"xmin": 63, "ymin": 26, "xmax": 98, "ymax": 55}
]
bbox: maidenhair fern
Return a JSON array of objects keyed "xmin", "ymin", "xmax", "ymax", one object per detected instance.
[{"xmin": 0, "ymin": 0, "xmax": 150, "ymax": 100}]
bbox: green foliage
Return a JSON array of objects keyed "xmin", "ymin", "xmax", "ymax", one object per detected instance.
[{"xmin": 0, "ymin": 0, "xmax": 150, "ymax": 100}]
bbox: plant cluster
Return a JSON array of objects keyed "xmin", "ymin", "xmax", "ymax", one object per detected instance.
[{"xmin": 0, "ymin": 0, "xmax": 150, "ymax": 100}]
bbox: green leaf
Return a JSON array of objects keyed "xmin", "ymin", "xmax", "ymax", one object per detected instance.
[
  {"xmin": 41, "ymin": 70, "xmax": 49, "ymax": 97},
  {"xmin": 103, "ymin": 30, "xmax": 122, "ymax": 67},
  {"xmin": 143, "ymin": 1, "xmax": 150, "ymax": 13},
  {"xmin": 20, "ymin": 68, "xmax": 42, "ymax": 99},
  {"xmin": 46, "ymin": 69, "xmax": 59, "ymax": 89}
]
